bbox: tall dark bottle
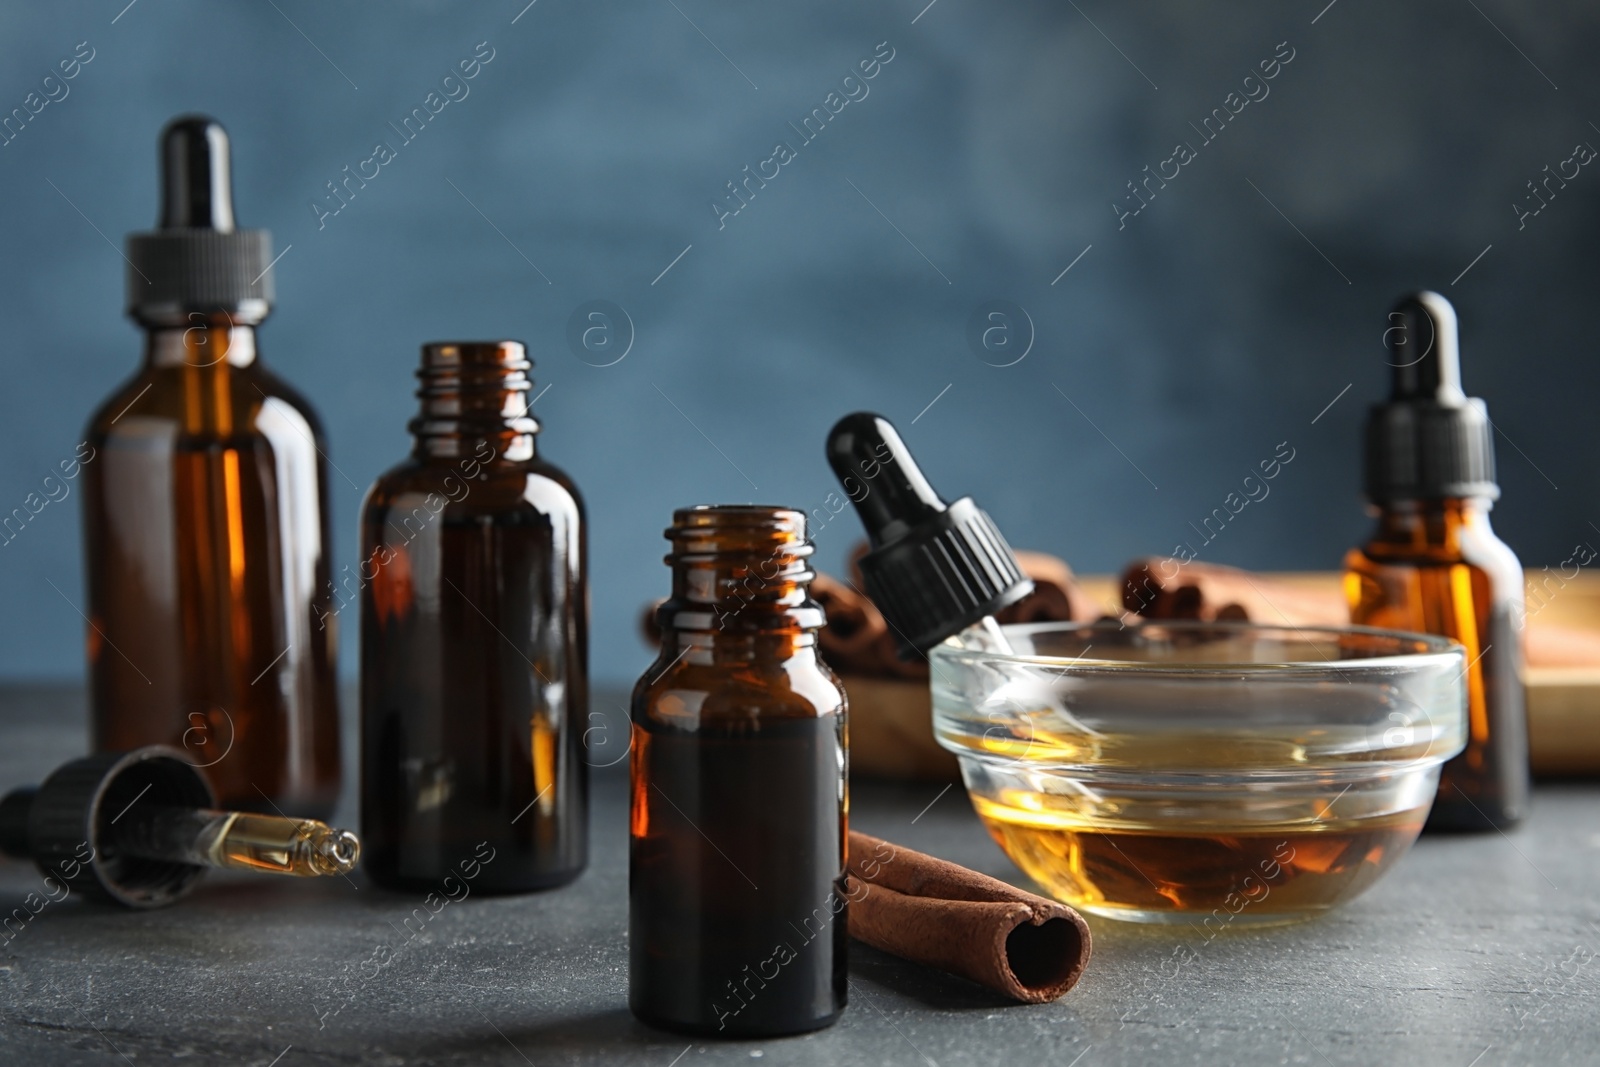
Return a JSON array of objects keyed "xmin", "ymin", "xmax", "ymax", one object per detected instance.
[
  {"xmin": 630, "ymin": 506, "xmax": 848, "ymax": 1037},
  {"xmin": 1345, "ymin": 292, "xmax": 1528, "ymax": 830},
  {"xmin": 82, "ymin": 116, "xmax": 340, "ymax": 817},
  {"xmin": 360, "ymin": 341, "xmax": 587, "ymax": 892}
]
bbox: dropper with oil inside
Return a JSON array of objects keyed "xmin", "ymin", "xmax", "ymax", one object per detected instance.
[
  {"xmin": 0, "ymin": 746, "xmax": 359, "ymax": 908},
  {"xmin": 109, "ymin": 805, "xmax": 359, "ymax": 877}
]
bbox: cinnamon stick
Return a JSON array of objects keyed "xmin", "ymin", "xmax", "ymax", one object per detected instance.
[
  {"xmin": 812, "ymin": 574, "xmax": 926, "ymax": 681},
  {"xmin": 845, "ymin": 830, "xmax": 1091, "ymax": 1003},
  {"xmin": 1121, "ymin": 557, "xmax": 1348, "ymax": 625},
  {"xmin": 810, "ymin": 573, "xmax": 881, "ymax": 667},
  {"xmin": 1119, "ymin": 557, "xmax": 1600, "ymax": 669},
  {"xmin": 1005, "ymin": 551, "xmax": 1105, "ymax": 626}
]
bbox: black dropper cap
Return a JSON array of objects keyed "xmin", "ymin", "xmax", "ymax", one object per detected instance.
[
  {"xmin": 125, "ymin": 115, "xmax": 274, "ymax": 325},
  {"xmin": 826, "ymin": 412, "xmax": 1032, "ymax": 656},
  {"xmin": 1364, "ymin": 291, "xmax": 1498, "ymax": 504},
  {"xmin": 0, "ymin": 747, "xmax": 213, "ymax": 909}
]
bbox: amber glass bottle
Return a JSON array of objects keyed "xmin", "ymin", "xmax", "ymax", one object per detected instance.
[
  {"xmin": 1345, "ymin": 292, "xmax": 1527, "ymax": 831},
  {"xmin": 82, "ymin": 116, "xmax": 340, "ymax": 817},
  {"xmin": 360, "ymin": 341, "xmax": 587, "ymax": 893},
  {"xmin": 630, "ymin": 506, "xmax": 848, "ymax": 1037}
]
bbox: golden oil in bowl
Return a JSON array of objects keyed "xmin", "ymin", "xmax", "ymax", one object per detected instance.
[{"xmin": 931, "ymin": 622, "xmax": 1466, "ymax": 924}]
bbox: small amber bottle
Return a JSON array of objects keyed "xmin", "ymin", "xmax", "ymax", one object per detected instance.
[
  {"xmin": 360, "ymin": 341, "xmax": 587, "ymax": 892},
  {"xmin": 630, "ymin": 506, "xmax": 848, "ymax": 1037},
  {"xmin": 1345, "ymin": 292, "xmax": 1528, "ymax": 830},
  {"xmin": 82, "ymin": 116, "xmax": 340, "ymax": 817}
]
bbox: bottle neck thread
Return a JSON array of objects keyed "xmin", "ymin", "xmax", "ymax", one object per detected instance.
[
  {"xmin": 657, "ymin": 506, "xmax": 825, "ymax": 636},
  {"xmin": 409, "ymin": 341, "xmax": 538, "ymax": 461}
]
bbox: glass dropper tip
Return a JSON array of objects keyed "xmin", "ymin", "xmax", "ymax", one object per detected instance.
[{"xmin": 311, "ymin": 826, "xmax": 361, "ymax": 876}]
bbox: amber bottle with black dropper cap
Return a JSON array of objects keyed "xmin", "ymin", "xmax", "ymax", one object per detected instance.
[
  {"xmin": 360, "ymin": 342, "xmax": 587, "ymax": 893},
  {"xmin": 81, "ymin": 116, "xmax": 340, "ymax": 817},
  {"xmin": 1345, "ymin": 291, "xmax": 1528, "ymax": 831},
  {"xmin": 630, "ymin": 506, "xmax": 847, "ymax": 1037}
]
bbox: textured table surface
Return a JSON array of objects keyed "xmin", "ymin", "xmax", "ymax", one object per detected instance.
[{"xmin": 1, "ymin": 684, "xmax": 1597, "ymax": 1067}]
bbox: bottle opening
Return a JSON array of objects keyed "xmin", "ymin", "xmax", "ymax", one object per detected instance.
[
  {"xmin": 410, "ymin": 340, "xmax": 538, "ymax": 456},
  {"xmin": 660, "ymin": 505, "xmax": 823, "ymax": 631},
  {"xmin": 419, "ymin": 340, "xmax": 529, "ymax": 373}
]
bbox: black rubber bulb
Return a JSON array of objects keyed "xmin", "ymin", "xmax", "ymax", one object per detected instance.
[
  {"xmin": 825, "ymin": 412, "xmax": 946, "ymax": 548},
  {"xmin": 824, "ymin": 412, "xmax": 1031, "ymax": 656},
  {"xmin": 1386, "ymin": 291, "xmax": 1464, "ymax": 404},
  {"xmin": 159, "ymin": 115, "xmax": 235, "ymax": 232}
]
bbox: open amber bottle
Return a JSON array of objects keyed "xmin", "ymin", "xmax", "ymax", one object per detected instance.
[
  {"xmin": 360, "ymin": 341, "xmax": 587, "ymax": 893},
  {"xmin": 630, "ymin": 506, "xmax": 848, "ymax": 1037},
  {"xmin": 82, "ymin": 116, "xmax": 340, "ymax": 817},
  {"xmin": 1344, "ymin": 292, "xmax": 1528, "ymax": 831}
]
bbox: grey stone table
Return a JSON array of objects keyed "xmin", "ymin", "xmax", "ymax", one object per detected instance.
[{"xmin": 1, "ymin": 684, "xmax": 1597, "ymax": 1067}]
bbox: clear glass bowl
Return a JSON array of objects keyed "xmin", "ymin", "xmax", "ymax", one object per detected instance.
[{"xmin": 930, "ymin": 621, "xmax": 1467, "ymax": 925}]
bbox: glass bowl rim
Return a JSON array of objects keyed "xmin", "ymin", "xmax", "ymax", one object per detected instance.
[{"xmin": 930, "ymin": 618, "xmax": 1465, "ymax": 674}]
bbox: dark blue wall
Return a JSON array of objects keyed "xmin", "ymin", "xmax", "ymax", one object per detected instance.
[{"xmin": 1, "ymin": 0, "xmax": 1596, "ymax": 684}]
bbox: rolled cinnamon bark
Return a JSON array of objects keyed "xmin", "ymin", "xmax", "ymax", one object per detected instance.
[
  {"xmin": 1121, "ymin": 557, "xmax": 1348, "ymax": 625},
  {"xmin": 812, "ymin": 574, "xmax": 923, "ymax": 680},
  {"xmin": 846, "ymin": 830, "xmax": 1091, "ymax": 1004},
  {"xmin": 810, "ymin": 575, "xmax": 879, "ymax": 665},
  {"xmin": 1118, "ymin": 559, "xmax": 1600, "ymax": 669},
  {"xmin": 1004, "ymin": 551, "xmax": 1105, "ymax": 626}
]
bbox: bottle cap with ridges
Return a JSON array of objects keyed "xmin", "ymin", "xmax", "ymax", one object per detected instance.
[
  {"xmin": 125, "ymin": 115, "xmax": 274, "ymax": 324},
  {"xmin": 1364, "ymin": 291, "xmax": 1498, "ymax": 504}
]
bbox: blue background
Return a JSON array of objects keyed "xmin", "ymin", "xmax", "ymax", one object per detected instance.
[{"xmin": 1, "ymin": 0, "xmax": 1596, "ymax": 686}]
